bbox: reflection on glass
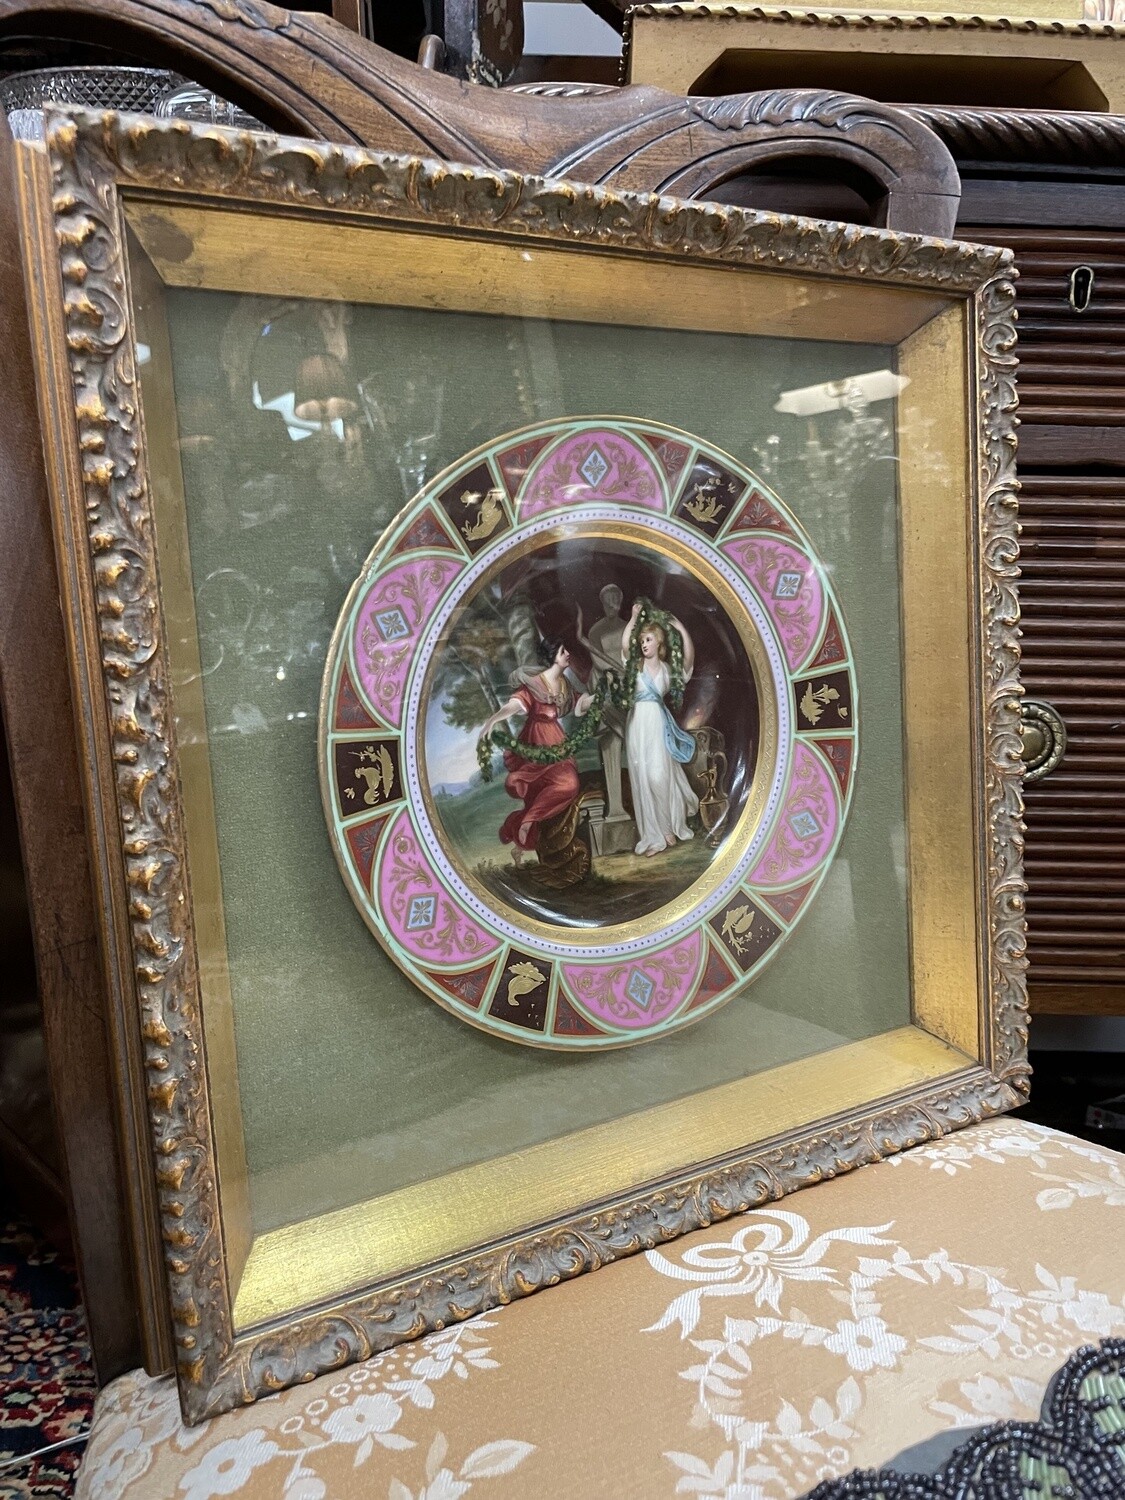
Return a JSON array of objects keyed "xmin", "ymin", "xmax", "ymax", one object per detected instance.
[
  {"xmin": 146, "ymin": 285, "xmax": 913, "ymax": 1232},
  {"xmin": 759, "ymin": 371, "xmax": 902, "ymax": 545},
  {"xmin": 358, "ymin": 370, "xmax": 447, "ymax": 501},
  {"xmin": 294, "ymin": 353, "xmax": 359, "ymax": 425}
]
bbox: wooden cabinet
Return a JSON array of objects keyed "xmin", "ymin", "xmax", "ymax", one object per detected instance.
[
  {"xmin": 0, "ymin": 716, "xmax": 62, "ymax": 1208},
  {"xmin": 954, "ymin": 208, "xmax": 1125, "ymax": 1016}
]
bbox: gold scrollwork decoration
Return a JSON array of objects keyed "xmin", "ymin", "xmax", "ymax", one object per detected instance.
[{"xmin": 975, "ymin": 267, "xmax": 1028, "ymax": 1086}]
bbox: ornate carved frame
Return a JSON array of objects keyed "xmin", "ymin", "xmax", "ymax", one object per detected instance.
[{"xmin": 16, "ymin": 109, "xmax": 1025, "ymax": 1422}]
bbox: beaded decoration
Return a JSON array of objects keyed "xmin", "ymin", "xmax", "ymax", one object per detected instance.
[{"xmin": 804, "ymin": 1337, "xmax": 1125, "ymax": 1499}]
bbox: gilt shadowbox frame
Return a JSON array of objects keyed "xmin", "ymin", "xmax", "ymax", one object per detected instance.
[{"xmin": 14, "ymin": 110, "xmax": 1026, "ymax": 1422}]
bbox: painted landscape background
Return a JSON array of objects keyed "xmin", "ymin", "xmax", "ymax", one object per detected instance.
[{"xmin": 424, "ymin": 535, "xmax": 760, "ymax": 928}]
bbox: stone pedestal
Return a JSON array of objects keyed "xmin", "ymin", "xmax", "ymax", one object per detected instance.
[{"xmin": 589, "ymin": 812, "xmax": 637, "ymax": 857}]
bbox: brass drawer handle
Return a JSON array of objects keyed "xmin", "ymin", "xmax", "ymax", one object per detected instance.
[{"xmin": 1021, "ymin": 699, "xmax": 1068, "ymax": 782}]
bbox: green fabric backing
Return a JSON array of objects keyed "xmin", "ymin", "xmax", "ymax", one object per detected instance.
[{"xmin": 158, "ymin": 290, "xmax": 911, "ymax": 1235}]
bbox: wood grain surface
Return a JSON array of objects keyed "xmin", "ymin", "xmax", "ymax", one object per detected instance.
[
  {"xmin": 0, "ymin": 116, "xmax": 151, "ymax": 1380},
  {"xmin": 965, "ymin": 221, "xmax": 1125, "ymax": 1012}
]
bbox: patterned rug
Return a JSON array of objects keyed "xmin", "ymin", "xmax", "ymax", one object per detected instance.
[{"xmin": 0, "ymin": 1211, "xmax": 95, "ymax": 1500}]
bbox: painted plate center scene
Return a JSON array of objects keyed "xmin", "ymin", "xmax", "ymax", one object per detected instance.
[
  {"xmin": 423, "ymin": 534, "xmax": 759, "ymax": 933},
  {"xmin": 320, "ymin": 418, "xmax": 857, "ymax": 1049}
]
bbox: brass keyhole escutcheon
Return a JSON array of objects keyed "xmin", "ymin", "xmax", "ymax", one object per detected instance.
[
  {"xmin": 1069, "ymin": 265, "xmax": 1095, "ymax": 313},
  {"xmin": 1021, "ymin": 699, "xmax": 1067, "ymax": 782}
]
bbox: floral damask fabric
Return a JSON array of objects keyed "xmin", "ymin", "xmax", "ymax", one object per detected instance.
[{"xmin": 75, "ymin": 1120, "xmax": 1125, "ymax": 1500}]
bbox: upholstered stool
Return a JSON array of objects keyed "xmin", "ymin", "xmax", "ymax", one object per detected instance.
[{"xmin": 74, "ymin": 1118, "xmax": 1125, "ymax": 1498}]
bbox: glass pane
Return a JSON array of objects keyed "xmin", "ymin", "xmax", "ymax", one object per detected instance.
[{"xmin": 137, "ymin": 279, "xmax": 912, "ymax": 1242}]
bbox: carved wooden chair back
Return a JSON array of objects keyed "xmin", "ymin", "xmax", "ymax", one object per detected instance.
[{"xmin": 0, "ymin": 0, "xmax": 960, "ymax": 233}]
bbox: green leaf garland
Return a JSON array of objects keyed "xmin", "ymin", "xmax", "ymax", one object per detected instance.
[{"xmin": 477, "ymin": 598, "xmax": 687, "ymax": 783}]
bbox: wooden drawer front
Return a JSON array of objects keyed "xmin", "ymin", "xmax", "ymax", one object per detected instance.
[
  {"xmin": 979, "ymin": 227, "xmax": 1125, "ymax": 427},
  {"xmin": 965, "ymin": 225, "xmax": 1125, "ymax": 992},
  {"xmin": 1019, "ymin": 474, "xmax": 1125, "ymax": 984}
]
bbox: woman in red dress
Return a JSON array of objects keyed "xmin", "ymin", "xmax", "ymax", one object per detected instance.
[{"xmin": 478, "ymin": 636, "xmax": 593, "ymax": 868}]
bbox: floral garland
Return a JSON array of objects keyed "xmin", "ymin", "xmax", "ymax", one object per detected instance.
[
  {"xmin": 632, "ymin": 598, "xmax": 686, "ymax": 711},
  {"xmin": 477, "ymin": 599, "xmax": 687, "ymax": 782}
]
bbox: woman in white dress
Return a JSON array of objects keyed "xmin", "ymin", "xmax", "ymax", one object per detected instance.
[{"xmin": 621, "ymin": 601, "xmax": 700, "ymax": 856}]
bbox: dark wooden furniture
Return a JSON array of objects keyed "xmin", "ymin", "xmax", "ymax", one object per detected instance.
[
  {"xmin": 913, "ymin": 108, "xmax": 1125, "ymax": 1020},
  {"xmin": 329, "ymin": 0, "xmax": 524, "ymax": 83},
  {"xmin": 0, "ymin": 714, "xmax": 64, "ymax": 1231},
  {"xmin": 0, "ymin": 1, "xmax": 959, "ymax": 231}
]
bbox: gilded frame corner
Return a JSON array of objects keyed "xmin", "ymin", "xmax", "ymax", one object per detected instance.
[{"xmin": 21, "ymin": 109, "xmax": 1026, "ymax": 1422}]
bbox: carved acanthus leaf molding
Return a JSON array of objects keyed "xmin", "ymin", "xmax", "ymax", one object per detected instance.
[
  {"xmin": 194, "ymin": 0, "xmax": 287, "ymax": 28},
  {"xmin": 47, "ymin": 114, "xmax": 229, "ymax": 1401},
  {"xmin": 228, "ymin": 1067, "xmax": 1021, "ymax": 1404},
  {"xmin": 691, "ymin": 87, "xmax": 911, "ymax": 141},
  {"xmin": 68, "ymin": 111, "xmax": 1002, "ymax": 291},
  {"xmin": 975, "ymin": 270, "xmax": 1028, "ymax": 1083}
]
